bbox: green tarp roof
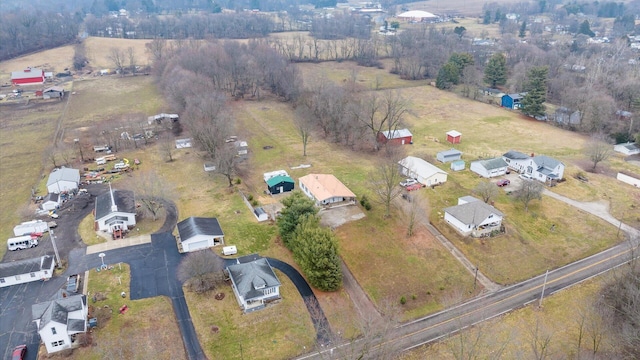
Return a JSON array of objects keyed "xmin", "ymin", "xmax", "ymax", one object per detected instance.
[{"xmin": 266, "ymin": 175, "xmax": 294, "ymax": 187}]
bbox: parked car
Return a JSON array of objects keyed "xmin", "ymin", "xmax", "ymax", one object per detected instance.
[
  {"xmin": 67, "ymin": 274, "xmax": 80, "ymax": 293},
  {"xmin": 400, "ymin": 178, "xmax": 418, "ymax": 187},
  {"xmin": 12, "ymin": 344, "xmax": 26, "ymax": 360},
  {"xmin": 47, "ymin": 221, "xmax": 58, "ymax": 229},
  {"xmin": 496, "ymin": 179, "xmax": 510, "ymax": 187},
  {"xmin": 519, "ymin": 173, "xmax": 533, "ymax": 181},
  {"xmin": 406, "ymin": 183, "xmax": 425, "ymax": 191}
]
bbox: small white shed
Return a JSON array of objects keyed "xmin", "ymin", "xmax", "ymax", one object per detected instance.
[{"xmin": 450, "ymin": 160, "xmax": 465, "ymax": 171}]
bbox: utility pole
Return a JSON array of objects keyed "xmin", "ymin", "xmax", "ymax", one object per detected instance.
[
  {"xmin": 539, "ymin": 269, "xmax": 549, "ymax": 308},
  {"xmin": 49, "ymin": 229, "xmax": 62, "ymax": 268},
  {"xmin": 473, "ymin": 266, "xmax": 479, "ymax": 291}
]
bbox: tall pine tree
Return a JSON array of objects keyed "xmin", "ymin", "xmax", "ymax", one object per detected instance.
[
  {"xmin": 520, "ymin": 66, "xmax": 549, "ymax": 118},
  {"xmin": 484, "ymin": 53, "xmax": 507, "ymax": 88},
  {"xmin": 294, "ymin": 215, "xmax": 342, "ymax": 291}
]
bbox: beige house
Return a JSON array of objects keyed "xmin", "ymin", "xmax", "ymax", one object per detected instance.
[{"xmin": 299, "ymin": 174, "xmax": 356, "ymax": 208}]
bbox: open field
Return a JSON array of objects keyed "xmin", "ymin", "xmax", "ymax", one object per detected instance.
[
  {"xmin": 399, "ymin": 276, "xmax": 617, "ymax": 359},
  {"xmin": 41, "ymin": 264, "xmax": 185, "ymax": 360}
]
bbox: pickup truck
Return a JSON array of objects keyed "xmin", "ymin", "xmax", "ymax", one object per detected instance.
[{"xmin": 66, "ymin": 274, "xmax": 80, "ymax": 293}]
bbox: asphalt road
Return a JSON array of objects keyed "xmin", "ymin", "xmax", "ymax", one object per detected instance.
[{"xmin": 297, "ymin": 237, "xmax": 640, "ymax": 360}]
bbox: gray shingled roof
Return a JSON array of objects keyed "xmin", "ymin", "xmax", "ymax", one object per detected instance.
[
  {"xmin": 532, "ymin": 155, "xmax": 562, "ymax": 172},
  {"xmin": 177, "ymin": 217, "xmax": 224, "ymax": 243},
  {"xmin": 0, "ymin": 255, "xmax": 51, "ymax": 278},
  {"xmin": 444, "ymin": 201, "xmax": 504, "ymax": 226},
  {"xmin": 68, "ymin": 318, "xmax": 86, "ymax": 332},
  {"xmin": 94, "ymin": 189, "xmax": 135, "ymax": 221},
  {"xmin": 44, "ymin": 193, "xmax": 59, "ymax": 203},
  {"xmin": 227, "ymin": 257, "xmax": 280, "ymax": 301},
  {"xmin": 477, "ymin": 157, "xmax": 508, "ymax": 170},
  {"xmin": 32, "ymin": 295, "xmax": 86, "ymax": 330},
  {"xmin": 503, "ymin": 150, "xmax": 529, "ymax": 160},
  {"xmin": 439, "ymin": 149, "xmax": 462, "ymax": 157},
  {"xmin": 46, "ymin": 167, "xmax": 80, "ymax": 187}
]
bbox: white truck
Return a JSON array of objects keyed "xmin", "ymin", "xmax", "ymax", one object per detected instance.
[
  {"xmin": 7, "ymin": 236, "xmax": 39, "ymax": 251},
  {"xmin": 13, "ymin": 220, "xmax": 49, "ymax": 237}
]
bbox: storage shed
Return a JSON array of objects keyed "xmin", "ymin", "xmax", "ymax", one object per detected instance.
[
  {"xmin": 501, "ymin": 93, "xmax": 526, "ymax": 109},
  {"xmin": 266, "ymin": 175, "xmax": 295, "ymax": 195},
  {"xmin": 377, "ymin": 128, "xmax": 413, "ymax": 145},
  {"xmin": 450, "ymin": 160, "xmax": 465, "ymax": 171},
  {"xmin": 43, "ymin": 86, "xmax": 64, "ymax": 99},
  {"xmin": 437, "ymin": 149, "xmax": 462, "ymax": 163},
  {"xmin": 46, "ymin": 167, "xmax": 80, "ymax": 194},
  {"xmin": 446, "ymin": 130, "xmax": 462, "ymax": 144}
]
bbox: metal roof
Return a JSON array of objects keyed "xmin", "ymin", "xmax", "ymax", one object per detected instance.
[
  {"xmin": 0, "ymin": 255, "xmax": 53, "ymax": 278},
  {"xmin": 177, "ymin": 217, "xmax": 224, "ymax": 243},
  {"xmin": 399, "ymin": 156, "xmax": 448, "ymax": 178},
  {"xmin": 474, "ymin": 157, "xmax": 508, "ymax": 170},
  {"xmin": 438, "ymin": 149, "xmax": 462, "ymax": 157},
  {"xmin": 11, "ymin": 68, "xmax": 44, "ymax": 80},
  {"xmin": 444, "ymin": 201, "xmax": 504, "ymax": 226},
  {"xmin": 503, "ymin": 150, "xmax": 530, "ymax": 160},
  {"xmin": 46, "ymin": 167, "xmax": 80, "ymax": 187},
  {"xmin": 380, "ymin": 128, "xmax": 412, "ymax": 139},
  {"xmin": 266, "ymin": 175, "xmax": 294, "ymax": 187}
]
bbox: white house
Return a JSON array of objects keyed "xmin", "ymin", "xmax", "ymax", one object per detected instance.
[
  {"xmin": 398, "ymin": 156, "xmax": 448, "ymax": 186},
  {"xmin": 227, "ymin": 255, "xmax": 281, "ymax": 313},
  {"xmin": 502, "ymin": 150, "xmax": 530, "ymax": 173},
  {"xmin": 177, "ymin": 217, "xmax": 225, "ymax": 253},
  {"xmin": 94, "ymin": 188, "xmax": 136, "ymax": 234},
  {"xmin": 614, "ymin": 142, "xmax": 640, "ymax": 156},
  {"xmin": 299, "ymin": 174, "xmax": 356, "ymax": 207},
  {"xmin": 444, "ymin": 197, "xmax": 504, "ymax": 237},
  {"xmin": 470, "ymin": 158, "xmax": 508, "ymax": 178},
  {"xmin": 32, "ymin": 295, "xmax": 88, "ymax": 354},
  {"xmin": 528, "ymin": 155, "xmax": 565, "ymax": 182},
  {"xmin": 41, "ymin": 193, "xmax": 60, "ymax": 211},
  {"xmin": 46, "ymin": 167, "xmax": 80, "ymax": 194},
  {"xmin": 0, "ymin": 255, "xmax": 55, "ymax": 288}
]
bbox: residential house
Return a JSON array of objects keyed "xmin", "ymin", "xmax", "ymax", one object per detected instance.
[
  {"xmin": 41, "ymin": 193, "xmax": 60, "ymax": 211},
  {"xmin": 437, "ymin": 149, "xmax": 463, "ymax": 163},
  {"xmin": 46, "ymin": 167, "xmax": 80, "ymax": 194},
  {"xmin": 554, "ymin": 107, "xmax": 581, "ymax": 126},
  {"xmin": 501, "ymin": 93, "xmax": 526, "ymax": 109},
  {"xmin": 502, "ymin": 150, "xmax": 530, "ymax": 173},
  {"xmin": 528, "ymin": 155, "xmax": 565, "ymax": 183},
  {"xmin": 446, "ymin": 130, "xmax": 462, "ymax": 144},
  {"xmin": 0, "ymin": 255, "xmax": 55, "ymax": 288},
  {"xmin": 177, "ymin": 217, "xmax": 225, "ymax": 253},
  {"xmin": 299, "ymin": 174, "xmax": 356, "ymax": 207},
  {"xmin": 32, "ymin": 295, "xmax": 88, "ymax": 354},
  {"xmin": 398, "ymin": 156, "xmax": 448, "ymax": 186},
  {"xmin": 377, "ymin": 128, "xmax": 413, "ymax": 145},
  {"xmin": 94, "ymin": 188, "xmax": 136, "ymax": 234},
  {"xmin": 227, "ymin": 256, "xmax": 281, "ymax": 313},
  {"xmin": 11, "ymin": 68, "xmax": 45, "ymax": 85},
  {"xmin": 614, "ymin": 142, "xmax": 640, "ymax": 156},
  {"xmin": 444, "ymin": 196, "xmax": 504, "ymax": 237},
  {"xmin": 266, "ymin": 175, "xmax": 295, "ymax": 195},
  {"xmin": 470, "ymin": 158, "xmax": 508, "ymax": 178}
]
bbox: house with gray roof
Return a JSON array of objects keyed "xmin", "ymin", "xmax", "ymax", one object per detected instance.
[
  {"xmin": 177, "ymin": 217, "xmax": 224, "ymax": 253},
  {"xmin": 94, "ymin": 187, "xmax": 136, "ymax": 234},
  {"xmin": 46, "ymin": 167, "xmax": 80, "ymax": 194},
  {"xmin": 227, "ymin": 256, "xmax": 281, "ymax": 313},
  {"xmin": 470, "ymin": 157, "xmax": 508, "ymax": 178},
  {"xmin": 444, "ymin": 196, "xmax": 504, "ymax": 237},
  {"xmin": 529, "ymin": 155, "xmax": 565, "ymax": 183},
  {"xmin": 32, "ymin": 294, "xmax": 87, "ymax": 354},
  {"xmin": 0, "ymin": 255, "xmax": 55, "ymax": 288},
  {"xmin": 502, "ymin": 150, "xmax": 530, "ymax": 173},
  {"xmin": 437, "ymin": 149, "xmax": 463, "ymax": 163}
]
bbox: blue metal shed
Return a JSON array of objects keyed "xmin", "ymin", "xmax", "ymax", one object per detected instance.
[{"xmin": 501, "ymin": 93, "xmax": 525, "ymax": 109}]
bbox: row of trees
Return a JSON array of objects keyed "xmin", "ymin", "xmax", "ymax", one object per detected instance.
[{"xmin": 278, "ymin": 192, "xmax": 342, "ymax": 291}]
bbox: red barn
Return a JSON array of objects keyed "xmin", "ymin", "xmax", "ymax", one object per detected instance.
[
  {"xmin": 377, "ymin": 128, "xmax": 413, "ymax": 145},
  {"xmin": 11, "ymin": 68, "xmax": 45, "ymax": 86},
  {"xmin": 446, "ymin": 130, "xmax": 462, "ymax": 144}
]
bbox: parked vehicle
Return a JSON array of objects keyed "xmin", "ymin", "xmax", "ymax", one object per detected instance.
[
  {"xmin": 66, "ymin": 274, "xmax": 80, "ymax": 293},
  {"xmin": 114, "ymin": 162, "xmax": 128, "ymax": 170},
  {"xmin": 519, "ymin": 173, "xmax": 533, "ymax": 181},
  {"xmin": 400, "ymin": 178, "xmax": 418, "ymax": 187},
  {"xmin": 47, "ymin": 221, "xmax": 58, "ymax": 229},
  {"xmin": 406, "ymin": 183, "xmax": 425, "ymax": 191},
  {"xmin": 95, "ymin": 157, "xmax": 107, "ymax": 165},
  {"xmin": 7, "ymin": 236, "xmax": 38, "ymax": 251},
  {"xmin": 496, "ymin": 179, "xmax": 510, "ymax": 187},
  {"xmin": 11, "ymin": 344, "xmax": 26, "ymax": 360}
]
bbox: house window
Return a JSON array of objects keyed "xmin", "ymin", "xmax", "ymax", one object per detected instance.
[
  {"xmin": 15, "ymin": 275, "xmax": 21, "ymax": 281},
  {"xmin": 51, "ymin": 327, "xmax": 57, "ymax": 335},
  {"xmin": 0, "ymin": 278, "xmax": 4, "ymax": 283},
  {"xmin": 51, "ymin": 340, "xmax": 64, "ymax": 347},
  {"xmin": 31, "ymin": 273, "xmax": 36, "ymax": 278},
  {"xmin": 264, "ymin": 287, "xmax": 273, "ymax": 295},
  {"xmin": 44, "ymin": 271, "xmax": 48, "ymax": 275}
]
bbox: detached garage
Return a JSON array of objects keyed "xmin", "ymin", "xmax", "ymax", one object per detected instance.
[
  {"xmin": 177, "ymin": 217, "xmax": 225, "ymax": 253},
  {"xmin": 266, "ymin": 175, "xmax": 295, "ymax": 195}
]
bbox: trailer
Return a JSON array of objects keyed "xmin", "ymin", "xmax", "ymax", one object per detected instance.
[{"xmin": 13, "ymin": 220, "xmax": 49, "ymax": 237}]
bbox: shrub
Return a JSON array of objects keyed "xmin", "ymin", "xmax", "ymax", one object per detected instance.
[
  {"xmin": 400, "ymin": 296, "xmax": 407, "ymax": 305},
  {"xmin": 235, "ymin": 178, "xmax": 242, "ymax": 185},
  {"xmin": 251, "ymin": 199, "xmax": 259, "ymax": 207},
  {"xmin": 247, "ymin": 194, "xmax": 254, "ymax": 201}
]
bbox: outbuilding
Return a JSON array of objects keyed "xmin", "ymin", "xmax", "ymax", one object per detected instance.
[
  {"xmin": 46, "ymin": 167, "xmax": 80, "ymax": 194},
  {"xmin": 377, "ymin": 128, "xmax": 413, "ymax": 145},
  {"xmin": 437, "ymin": 149, "xmax": 462, "ymax": 163},
  {"xmin": 450, "ymin": 160, "xmax": 465, "ymax": 171},
  {"xmin": 13, "ymin": 220, "xmax": 49, "ymax": 237},
  {"xmin": 501, "ymin": 93, "xmax": 526, "ymax": 109},
  {"xmin": 177, "ymin": 217, "xmax": 225, "ymax": 253},
  {"xmin": 43, "ymin": 86, "xmax": 64, "ymax": 99},
  {"xmin": 0, "ymin": 255, "xmax": 55, "ymax": 288},
  {"xmin": 446, "ymin": 130, "xmax": 462, "ymax": 144},
  {"xmin": 398, "ymin": 156, "xmax": 448, "ymax": 186},
  {"xmin": 11, "ymin": 68, "xmax": 45, "ymax": 86},
  {"xmin": 266, "ymin": 175, "xmax": 295, "ymax": 195},
  {"xmin": 614, "ymin": 142, "xmax": 640, "ymax": 156},
  {"xmin": 470, "ymin": 158, "xmax": 508, "ymax": 178},
  {"xmin": 41, "ymin": 193, "xmax": 60, "ymax": 211}
]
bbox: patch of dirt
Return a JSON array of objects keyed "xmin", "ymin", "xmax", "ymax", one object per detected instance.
[{"xmin": 319, "ymin": 206, "xmax": 366, "ymax": 228}]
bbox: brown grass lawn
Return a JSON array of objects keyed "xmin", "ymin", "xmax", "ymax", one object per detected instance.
[
  {"xmin": 185, "ymin": 269, "xmax": 316, "ymax": 360},
  {"xmin": 41, "ymin": 264, "xmax": 185, "ymax": 360}
]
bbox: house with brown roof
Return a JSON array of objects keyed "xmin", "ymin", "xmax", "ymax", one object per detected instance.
[{"xmin": 298, "ymin": 174, "xmax": 356, "ymax": 208}]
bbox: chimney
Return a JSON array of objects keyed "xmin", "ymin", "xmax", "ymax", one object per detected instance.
[{"xmin": 109, "ymin": 183, "xmax": 118, "ymax": 212}]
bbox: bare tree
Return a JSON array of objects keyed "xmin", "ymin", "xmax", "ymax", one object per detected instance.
[
  {"xmin": 177, "ymin": 250, "xmax": 225, "ymax": 293},
  {"xmin": 73, "ymin": 42, "xmax": 88, "ymax": 70},
  {"xmin": 515, "ymin": 179, "xmax": 544, "ymax": 212},
  {"xmin": 158, "ymin": 134, "xmax": 176, "ymax": 162},
  {"xmin": 528, "ymin": 317, "xmax": 554, "ymax": 360},
  {"xmin": 295, "ymin": 104, "xmax": 313, "ymax": 156},
  {"xmin": 183, "ymin": 92, "xmax": 232, "ymax": 161},
  {"xmin": 584, "ymin": 134, "xmax": 612, "ymax": 172},
  {"xmin": 473, "ymin": 180, "xmax": 499, "ymax": 203},
  {"xmin": 108, "ymin": 48, "xmax": 126, "ymax": 75},
  {"xmin": 354, "ymin": 90, "xmax": 409, "ymax": 151},
  {"xmin": 369, "ymin": 159, "xmax": 404, "ymax": 218},
  {"xmin": 127, "ymin": 46, "xmax": 136, "ymax": 75},
  {"xmin": 127, "ymin": 170, "xmax": 172, "ymax": 221},
  {"xmin": 214, "ymin": 143, "xmax": 240, "ymax": 187}
]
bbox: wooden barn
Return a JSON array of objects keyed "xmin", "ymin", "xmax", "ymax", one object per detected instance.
[
  {"xmin": 11, "ymin": 68, "xmax": 45, "ymax": 86},
  {"xmin": 446, "ymin": 130, "xmax": 462, "ymax": 144},
  {"xmin": 377, "ymin": 128, "xmax": 413, "ymax": 145}
]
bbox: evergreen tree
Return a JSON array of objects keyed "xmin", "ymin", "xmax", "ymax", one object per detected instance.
[
  {"xmin": 449, "ymin": 53, "xmax": 474, "ymax": 73},
  {"xmin": 277, "ymin": 191, "xmax": 318, "ymax": 248},
  {"xmin": 436, "ymin": 62, "xmax": 460, "ymax": 89},
  {"xmin": 483, "ymin": 10, "xmax": 492, "ymax": 24},
  {"xmin": 578, "ymin": 20, "xmax": 595, "ymax": 37},
  {"xmin": 519, "ymin": 20, "xmax": 527, "ymax": 38},
  {"xmin": 521, "ymin": 66, "xmax": 549, "ymax": 118},
  {"xmin": 294, "ymin": 215, "xmax": 342, "ymax": 291},
  {"xmin": 484, "ymin": 53, "xmax": 507, "ymax": 87},
  {"xmin": 494, "ymin": 9, "xmax": 502, "ymax": 22}
]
